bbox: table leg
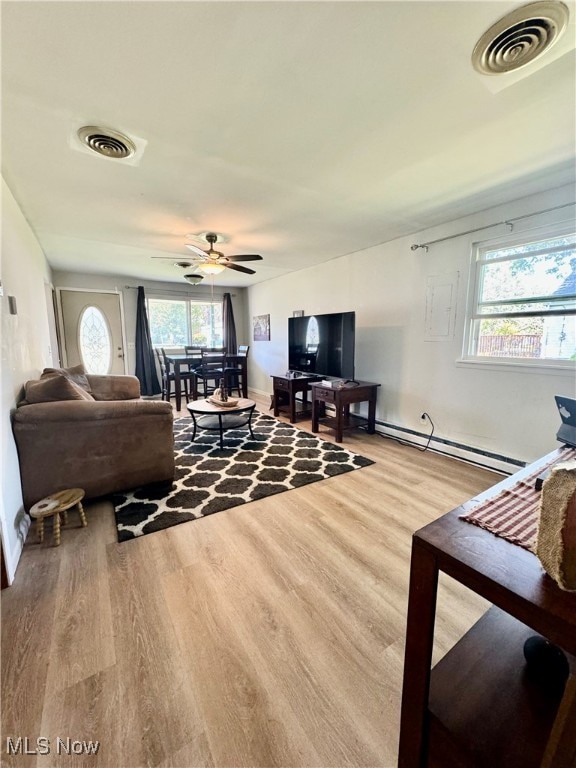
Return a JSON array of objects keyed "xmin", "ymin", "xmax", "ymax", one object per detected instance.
[
  {"xmin": 247, "ymin": 407, "xmax": 256, "ymax": 440},
  {"xmin": 242, "ymin": 361, "xmax": 248, "ymax": 398},
  {"xmin": 37, "ymin": 518, "xmax": 45, "ymax": 543},
  {"xmin": 218, "ymin": 415, "xmax": 224, "ymax": 450},
  {"xmin": 398, "ymin": 540, "xmax": 439, "ymax": 768},
  {"xmin": 311, "ymin": 397, "xmax": 319, "ymax": 433},
  {"xmin": 367, "ymin": 394, "xmax": 377, "ymax": 434},
  {"xmin": 335, "ymin": 405, "xmax": 343, "ymax": 442},
  {"xmin": 78, "ymin": 501, "xmax": 87, "ymax": 527},
  {"xmin": 273, "ymin": 387, "xmax": 280, "ymax": 418},
  {"xmin": 174, "ymin": 363, "xmax": 182, "ymax": 412},
  {"xmin": 289, "ymin": 390, "xmax": 296, "ymax": 423},
  {"xmin": 53, "ymin": 512, "xmax": 61, "ymax": 546}
]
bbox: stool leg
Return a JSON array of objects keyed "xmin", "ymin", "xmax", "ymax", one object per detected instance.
[
  {"xmin": 62, "ymin": 509, "xmax": 68, "ymax": 526},
  {"xmin": 53, "ymin": 512, "xmax": 61, "ymax": 546},
  {"xmin": 37, "ymin": 518, "xmax": 45, "ymax": 543},
  {"xmin": 78, "ymin": 501, "xmax": 87, "ymax": 527}
]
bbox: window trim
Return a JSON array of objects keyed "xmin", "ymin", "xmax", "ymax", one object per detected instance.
[{"xmin": 462, "ymin": 222, "xmax": 576, "ymax": 369}]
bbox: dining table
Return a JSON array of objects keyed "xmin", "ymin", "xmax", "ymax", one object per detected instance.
[{"xmin": 163, "ymin": 352, "xmax": 248, "ymax": 412}]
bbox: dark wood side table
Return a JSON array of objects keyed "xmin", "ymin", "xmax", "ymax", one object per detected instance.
[
  {"xmin": 398, "ymin": 449, "xmax": 576, "ymax": 768},
  {"xmin": 271, "ymin": 374, "xmax": 323, "ymax": 423},
  {"xmin": 310, "ymin": 381, "xmax": 380, "ymax": 442}
]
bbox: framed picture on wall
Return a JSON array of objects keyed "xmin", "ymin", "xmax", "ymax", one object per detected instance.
[{"xmin": 253, "ymin": 314, "xmax": 270, "ymax": 341}]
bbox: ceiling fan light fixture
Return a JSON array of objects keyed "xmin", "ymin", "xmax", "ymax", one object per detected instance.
[
  {"xmin": 199, "ymin": 263, "xmax": 226, "ymax": 275},
  {"xmin": 184, "ymin": 273, "xmax": 204, "ymax": 285}
]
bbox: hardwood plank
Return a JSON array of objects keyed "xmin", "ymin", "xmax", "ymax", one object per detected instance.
[
  {"xmin": 44, "ymin": 512, "xmax": 116, "ymax": 694},
  {"xmin": 1, "ymin": 395, "xmax": 500, "ymax": 767}
]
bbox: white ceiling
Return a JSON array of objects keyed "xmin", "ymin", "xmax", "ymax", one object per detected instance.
[{"xmin": 2, "ymin": 1, "xmax": 575, "ymax": 287}]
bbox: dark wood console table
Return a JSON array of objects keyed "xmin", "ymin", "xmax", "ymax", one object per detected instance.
[
  {"xmin": 310, "ymin": 380, "xmax": 380, "ymax": 442},
  {"xmin": 398, "ymin": 449, "xmax": 576, "ymax": 768},
  {"xmin": 271, "ymin": 374, "xmax": 323, "ymax": 423}
]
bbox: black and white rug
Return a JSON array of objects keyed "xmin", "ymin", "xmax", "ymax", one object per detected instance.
[{"xmin": 113, "ymin": 412, "xmax": 374, "ymax": 542}]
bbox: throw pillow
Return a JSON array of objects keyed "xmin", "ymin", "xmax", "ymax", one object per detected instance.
[
  {"xmin": 25, "ymin": 375, "xmax": 94, "ymax": 404},
  {"xmin": 41, "ymin": 364, "xmax": 91, "ymax": 392}
]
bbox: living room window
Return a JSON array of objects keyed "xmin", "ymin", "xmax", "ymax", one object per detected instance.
[
  {"xmin": 464, "ymin": 227, "xmax": 576, "ymax": 367},
  {"xmin": 148, "ymin": 298, "xmax": 223, "ymax": 347}
]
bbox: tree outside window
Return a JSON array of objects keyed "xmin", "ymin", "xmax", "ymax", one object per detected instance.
[
  {"xmin": 466, "ymin": 231, "xmax": 576, "ymax": 364},
  {"xmin": 148, "ymin": 298, "xmax": 223, "ymax": 347}
]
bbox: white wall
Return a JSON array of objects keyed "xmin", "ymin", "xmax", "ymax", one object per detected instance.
[
  {"xmin": 51, "ymin": 272, "xmax": 248, "ymax": 375},
  {"xmin": 247, "ymin": 185, "xmax": 576, "ymax": 467},
  {"xmin": 1, "ymin": 177, "xmax": 54, "ymax": 583}
]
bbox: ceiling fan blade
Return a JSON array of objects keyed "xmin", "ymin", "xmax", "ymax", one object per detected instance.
[
  {"xmin": 225, "ymin": 254, "xmax": 262, "ymax": 262},
  {"xmin": 185, "ymin": 243, "xmax": 209, "ymax": 257},
  {"xmin": 225, "ymin": 263, "xmax": 256, "ymax": 275}
]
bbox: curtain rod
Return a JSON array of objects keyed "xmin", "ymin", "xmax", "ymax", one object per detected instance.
[
  {"xmin": 123, "ymin": 285, "xmax": 236, "ymax": 297},
  {"xmin": 410, "ymin": 201, "xmax": 575, "ymax": 252}
]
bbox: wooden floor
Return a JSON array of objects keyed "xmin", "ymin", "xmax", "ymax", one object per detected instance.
[{"xmin": 1, "ymin": 396, "xmax": 500, "ymax": 768}]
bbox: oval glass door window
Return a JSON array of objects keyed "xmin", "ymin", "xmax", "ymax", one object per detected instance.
[{"xmin": 78, "ymin": 306, "xmax": 112, "ymax": 374}]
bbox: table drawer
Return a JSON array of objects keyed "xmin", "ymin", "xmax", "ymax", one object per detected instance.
[
  {"xmin": 274, "ymin": 378, "xmax": 290, "ymax": 391},
  {"xmin": 314, "ymin": 387, "xmax": 335, "ymax": 403}
]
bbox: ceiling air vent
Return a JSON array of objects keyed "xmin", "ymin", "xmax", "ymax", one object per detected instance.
[
  {"xmin": 472, "ymin": 1, "xmax": 569, "ymax": 75},
  {"xmin": 77, "ymin": 126, "xmax": 136, "ymax": 159}
]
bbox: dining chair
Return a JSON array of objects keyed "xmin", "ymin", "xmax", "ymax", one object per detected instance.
[
  {"xmin": 157, "ymin": 348, "xmax": 195, "ymax": 405},
  {"xmin": 184, "ymin": 346, "xmax": 204, "ymax": 374},
  {"xmin": 224, "ymin": 345, "xmax": 249, "ymax": 398},
  {"xmin": 195, "ymin": 348, "xmax": 227, "ymax": 397}
]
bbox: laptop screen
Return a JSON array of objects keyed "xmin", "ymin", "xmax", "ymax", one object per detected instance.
[{"xmin": 555, "ymin": 395, "xmax": 576, "ymax": 447}]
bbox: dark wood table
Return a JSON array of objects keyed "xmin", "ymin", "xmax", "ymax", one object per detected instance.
[
  {"xmin": 271, "ymin": 374, "xmax": 323, "ymax": 423},
  {"xmin": 165, "ymin": 353, "xmax": 249, "ymax": 411},
  {"xmin": 310, "ymin": 380, "xmax": 380, "ymax": 442},
  {"xmin": 398, "ymin": 449, "xmax": 576, "ymax": 768}
]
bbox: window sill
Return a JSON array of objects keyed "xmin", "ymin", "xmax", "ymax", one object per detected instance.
[{"xmin": 456, "ymin": 358, "xmax": 576, "ymax": 376}]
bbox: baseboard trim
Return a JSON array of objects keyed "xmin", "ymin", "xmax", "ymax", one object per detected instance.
[{"xmin": 2, "ymin": 512, "xmax": 30, "ymax": 586}]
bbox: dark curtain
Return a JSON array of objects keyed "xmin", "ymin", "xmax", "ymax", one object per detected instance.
[
  {"xmin": 135, "ymin": 286, "xmax": 161, "ymax": 396},
  {"xmin": 223, "ymin": 292, "xmax": 237, "ymax": 355}
]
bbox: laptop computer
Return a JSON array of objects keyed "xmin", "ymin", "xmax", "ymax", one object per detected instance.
[
  {"xmin": 555, "ymin": 395, "xmax": 576, "ymax": 448},
  {"xmin": 535, "ymin": 396, "xmax": 576, "ymax": 490}
]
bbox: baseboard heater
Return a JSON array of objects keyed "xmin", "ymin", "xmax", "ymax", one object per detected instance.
[{"xmin": 372, "ymin": 419, "xmax": 525, "ymax": 475}]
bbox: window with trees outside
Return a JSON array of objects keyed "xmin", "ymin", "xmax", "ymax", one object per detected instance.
[
  {"xmin": 465, "ymin": 228, "xmax": 576, "ymax": 366},
  {"xmin": 147, "ymin": 298, "xmax": 223, "ymax": 348}
]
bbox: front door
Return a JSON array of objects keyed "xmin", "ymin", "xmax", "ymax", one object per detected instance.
[{"xmin": 58, "ymin": 289, "xmax": 126, "ymax": 374}]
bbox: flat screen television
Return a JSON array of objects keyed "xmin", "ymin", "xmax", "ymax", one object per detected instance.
[{"xmin": 288, "ymin": 311, "xmax": 355, "ymax": 380}]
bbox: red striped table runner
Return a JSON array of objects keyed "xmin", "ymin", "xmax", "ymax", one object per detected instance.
[{"xmin": 460, "ymin": 448, "xmax": 576, "ymax": 551}]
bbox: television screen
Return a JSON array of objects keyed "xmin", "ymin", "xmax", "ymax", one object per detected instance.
[{"xmin": 288, "ymin": 311, "xmax": 355, "ymax": 380}]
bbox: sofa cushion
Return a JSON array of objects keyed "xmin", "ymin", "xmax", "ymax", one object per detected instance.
[
  {"xmin": 25, "ymin": 375, "xmax": 95, "ymax": 404},
  {"xmin": 41, "ymin": 364, "xmax": 92, "ymax": 392}
]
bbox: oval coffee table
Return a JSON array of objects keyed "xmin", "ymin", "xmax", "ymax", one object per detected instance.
[{"xmin": 187, "ymin": 398, "xmax": 257, "ymax": 449}]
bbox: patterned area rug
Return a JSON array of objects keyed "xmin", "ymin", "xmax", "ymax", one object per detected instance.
[{"xmin": 113, "ymin": 412, "xmax": 374, "ymax": 541}]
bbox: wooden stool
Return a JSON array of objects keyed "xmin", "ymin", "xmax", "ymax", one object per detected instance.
[{"xmin": 29, "ymin": 488, "xmax": 87, "ymax": 546}]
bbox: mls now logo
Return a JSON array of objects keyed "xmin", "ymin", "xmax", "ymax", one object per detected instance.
[{"xmin": 6, "ymin": 737, "xmax": 100, "ymax": 756}]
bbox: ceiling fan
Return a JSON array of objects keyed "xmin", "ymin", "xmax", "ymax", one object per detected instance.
[
  {"xmin": 152, "ymin": 232, "xmax": 262, "ymax": 275},
  {"xmin": 152, "ymin": 232, "xmax": 263, "ymax": 275}
]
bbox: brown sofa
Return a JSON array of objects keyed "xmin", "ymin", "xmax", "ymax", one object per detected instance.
[{"xmin": 12, "ymin": 368, "xmax": 175, "ymax": 510}]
